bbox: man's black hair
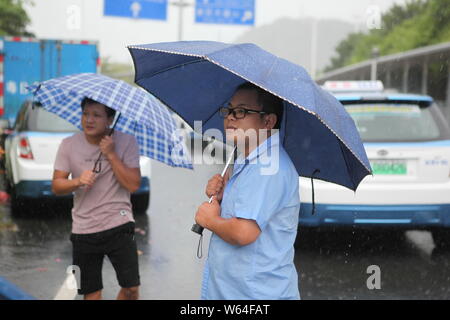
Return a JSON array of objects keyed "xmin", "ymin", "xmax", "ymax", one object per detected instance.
[
  {"xmin": 81, "ymin": 97, "xmax": 116, "ymax": 118},
  {"xmin": 235, "ymin": 82, "xmax": 283, "ymax": 129}
]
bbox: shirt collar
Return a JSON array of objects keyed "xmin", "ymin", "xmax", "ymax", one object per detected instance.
[{"xmin": 233, "ymin": 131, "xmax": 280, "ymax": 175}]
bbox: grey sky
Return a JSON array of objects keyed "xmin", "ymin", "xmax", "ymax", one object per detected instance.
[{"xmin": 24, "ymin": 0, "xmax": 406, "ymax": 64}]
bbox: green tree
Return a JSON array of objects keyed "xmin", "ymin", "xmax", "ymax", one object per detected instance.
[
  {"xmin": 324, "ymin": 0, "xmax": 450, "ymax": 72},
  {"xmin": 426, "ymin": 0, "xmax": 450, "ymax": 43},
  {"xmin": 0, "ymin": 0, "xmax": 34, "ymax": 36},
  {"xmin": 380, "ymin": 0, "xmax": 426, "ymax": 35},
  {"xmin": 325, "ymin": 32, "xmax": 365, "ymax": 72}
]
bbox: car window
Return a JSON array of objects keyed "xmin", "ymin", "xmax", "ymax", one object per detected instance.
[
  {"xmin": 343, "ymin": 102, "xmax": 449, "ymax": 142},
  {"xmin": 14, "ymin": 104, "xmax": 29, "ymax": 131},
  {"xmin": 25, "ymin": 106, "xmax": 79, "ymax": 132}
]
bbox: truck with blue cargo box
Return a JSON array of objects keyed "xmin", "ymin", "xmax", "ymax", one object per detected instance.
[
  {"xmin": 0, "ymin": 37, "xmax": 151, "ymax": 215},
  {"xmin": 0, "ymin": 36, "xmax": 99, "ymax": 128}
]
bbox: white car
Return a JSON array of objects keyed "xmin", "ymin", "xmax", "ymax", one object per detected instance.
[
  {"xmin": 299, "ymin": 81, "xmax": 450, "ymax": 246},
  {"xmin": 4, "ymin": 100, "xmax": 151, "ymax": 215}
]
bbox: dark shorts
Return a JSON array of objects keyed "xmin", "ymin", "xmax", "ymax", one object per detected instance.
[{"xmin": 70, "ymin": 222, "xmax": 140, "ymax": 295}]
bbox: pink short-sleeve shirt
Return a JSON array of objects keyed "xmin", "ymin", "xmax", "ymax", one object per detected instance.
[{"xmin": 54, "ymin": 131, "xmax": 140, "ymax": 234}]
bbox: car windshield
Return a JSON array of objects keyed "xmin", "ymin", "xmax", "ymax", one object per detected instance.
[
  {"xmin": 344, "ymin": 102, "xmax": 446, "ymax": 142},
  {"xmin": 27, "ymin": 107, "xmax": 79, "ymax": 132}
]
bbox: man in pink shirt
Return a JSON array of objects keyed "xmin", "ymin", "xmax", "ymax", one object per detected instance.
[{"xmin": 52, "ymin": 98, "xmax": 141, "ymax": 300}]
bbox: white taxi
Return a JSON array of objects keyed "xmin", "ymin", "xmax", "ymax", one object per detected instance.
[
  {"xmin": 299, "ymin": 81, "xmax": 450, "ymax": 246},
  {"xmin": 4, "ymin": 100, "xmax": 151, "ymax": 215}
]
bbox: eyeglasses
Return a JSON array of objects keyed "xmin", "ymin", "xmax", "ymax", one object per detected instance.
[{"xmin": 218, "ymin": 105, "xmax": 266, "ymax": 119}]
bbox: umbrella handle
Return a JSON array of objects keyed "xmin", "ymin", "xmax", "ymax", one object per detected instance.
[
  {"xmin": 191, "ymin": 223, "xmax": 204, "ymax": 235},
  {"xmin": 191, "ymin": 194, "xmax": 214, "ymax": 258},
  {"xmin": 191, "ymin": 186, "xmax": 221, "ymax": 236},
  {"xmin": 191, "ymin": 194, "xmax": 215, "ymax": 235},
  {"xmin": 91, "ymin": 113, "xmax": 122, "ymax": 173},
  {"xmin": 191, "ymin": 146, "xmax": 236, "ymax": 237}
]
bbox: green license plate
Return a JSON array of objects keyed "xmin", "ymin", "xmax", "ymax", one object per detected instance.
[{"xmin": 371, "ymin": 160, "xmax": 407, "ymax": 175}]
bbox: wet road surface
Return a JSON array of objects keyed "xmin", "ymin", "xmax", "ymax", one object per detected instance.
[{"xmin": 1, "ymin": 149, "xmax": 450, "ymax": 300}]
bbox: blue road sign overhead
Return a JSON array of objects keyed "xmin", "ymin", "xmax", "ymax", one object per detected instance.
[
  {"xmin": 104, "ymin": 0, "xmax": 167, "ymax": 20},
  {"xmin": 195, "ymin": 0, "xmax": 255, "ymax": 25}
]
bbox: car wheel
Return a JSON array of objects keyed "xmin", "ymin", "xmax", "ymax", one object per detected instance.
[
  {"xmin": 432, "ymin": 229, "xmax": 450, "ymax": 248},
  {"xmin": 10, "ymin": 187, "xmax": 27, "ymax": 216},
  {"xmin": 5, "ymin": 178, "xmax": 11, "ymax": 194},
  {"xmin": 131, "ymin": 193, "xmax": 150, "ymax": 215}
]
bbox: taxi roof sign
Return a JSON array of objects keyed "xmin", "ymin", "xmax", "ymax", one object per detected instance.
[{"xmin": 323, "ymin": 81, "xmax": 384, "ymax": 92}]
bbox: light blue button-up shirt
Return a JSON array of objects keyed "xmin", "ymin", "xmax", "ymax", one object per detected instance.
[{"xmin": 201, "ymin": 132, "xmax": 301, "ymax": 300}]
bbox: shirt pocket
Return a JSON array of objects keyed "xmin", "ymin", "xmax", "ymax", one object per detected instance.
[
  {"xmin": 277, "ymin": 204, "xmax": 300, "ymax": 232},
  {"xmin": 221, "ymin": 205, "xmax": 235, "ymax": 219},
  {"xmin": 220, "ymin": 182, "xmax": 236, "ymax": 219}
]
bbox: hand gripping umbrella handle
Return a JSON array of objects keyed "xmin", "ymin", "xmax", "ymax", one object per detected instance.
[
  {"xmin": 191, "ymin": 146, "xmax": 237, "ymax": 235},
  {"xmin": 92, "ymin": 113, "xmax": 121, "ymax": 173},
  {"xmin": 191, "ymin": 195, "xmax": 215, "ymax": 235}
]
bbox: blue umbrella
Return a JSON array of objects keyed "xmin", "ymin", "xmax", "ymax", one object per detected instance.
[
  {"xmin": 28, "ymin": 73, "xmax": 192, "ymax": 169},
  {"xmin": 128, "ymin": 41, "xmax": 371, "ymax": 189}
]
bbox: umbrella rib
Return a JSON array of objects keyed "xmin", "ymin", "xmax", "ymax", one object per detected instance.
[
  {"xmin": 338, "ymin": 141, "xmax": 356, "ymax": 190},
  {"xmin": 133, "ymin": 83, "xmax": 193, "ymax": 133},
  {"xmin": 201, "ymin": 107, "xmax": 220, "ymax": 130},
  {"xmin": 138, "ymin": 59, "xmax": 206, "ymax": 79},
  {"xmin": 262, "ymin": 58, "xmax": 278, "ymax": 82}
]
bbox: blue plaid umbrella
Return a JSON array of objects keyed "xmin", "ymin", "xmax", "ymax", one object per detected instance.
[{"xmin": 28, "ymin": 73, "xmax": 192, "ymax": 169}]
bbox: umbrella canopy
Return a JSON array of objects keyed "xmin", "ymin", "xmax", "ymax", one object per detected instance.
[
  {"xmin": 128, "ymin": 41, "xmax": 371, "ymax": 190},
  {"xmin": 28, "ymin": 73, "xmax": 192, "ymax": 169}
]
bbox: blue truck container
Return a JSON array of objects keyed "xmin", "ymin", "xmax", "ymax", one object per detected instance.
[{"xmin": 0, "ymin": 36, "xmax": 99, "ymax": 128}]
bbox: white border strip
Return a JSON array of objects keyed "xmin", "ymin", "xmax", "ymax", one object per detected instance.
[{"xmin": 53, "ymin": 274, "xmax": 78, "ymax": 300}]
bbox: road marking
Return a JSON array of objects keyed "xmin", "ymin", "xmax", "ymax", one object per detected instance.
[{"xmin": 53, "ymin": 274, "xmax": 78, "ymax": 300}]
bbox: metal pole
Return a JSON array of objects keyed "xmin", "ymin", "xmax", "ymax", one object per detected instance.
[
  {"xmin": 370, "ymin": 61, "xmax": 377, "ymax": 81},
  {"xmin": 421, "ymin": 56, "xmax": 429, "ymax": 95},
  {"xmin": 171, "ymin": 0, "xmax": 191, "ymax": 41},
  {"xmin": 385, "ymin": 67, "xmax": 391, "ymax": 88},
  {"xmin": 446, "ymin": 63, "xmax": 450, "ymax": 124},
  {"xmin": 178, "ymin": 0, "xmax": 184, "ymax": 41},
  {"xmin": 310, "ymin": 19, "xmax": 318, "ymax": 80},
  {"xmin": 402, "ymin": 61, "xmax": 410, "ymax": 93},
  {"xmin": 371, "ymin": 47, "xmax": 379, "ymax": 81}
]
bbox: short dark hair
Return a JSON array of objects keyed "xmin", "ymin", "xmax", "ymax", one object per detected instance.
[
  {"xmin": 235, "ymin": 82, "xmax": 283, "ymax": 129},
  {"xmin": 81, "ymin": 97, "xmax": 116, "ymax": 118}
]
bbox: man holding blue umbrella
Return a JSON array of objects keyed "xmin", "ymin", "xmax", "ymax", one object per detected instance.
[
  {"xmin": 128, "ymin": 40, "xmax": 371, "ymax": 300},
  {"xmin": 195, "ymin": 82, "xmax": 300, "ymax": 300}
]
